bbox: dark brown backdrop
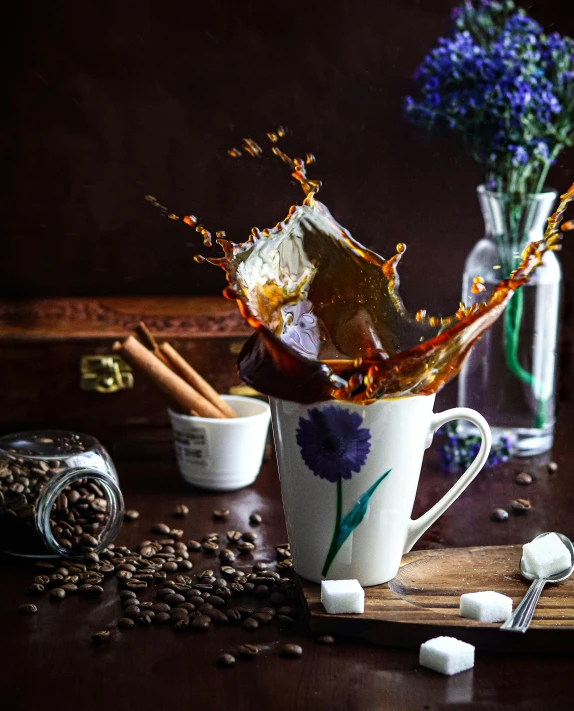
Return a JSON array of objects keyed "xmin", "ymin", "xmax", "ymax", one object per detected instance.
[{"xmin": 3, "ymin": 0, "xmax": 574, "ymax": 317}]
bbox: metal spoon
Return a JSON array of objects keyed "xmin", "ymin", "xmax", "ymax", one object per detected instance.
[{"xmin": 501, "ymin": 532, "xmax": 574, "ymax": 633}]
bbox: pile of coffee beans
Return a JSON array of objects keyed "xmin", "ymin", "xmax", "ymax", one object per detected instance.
[{"xmin": 16, "ymin": 507, "xmax": 307, "ymax": 664}]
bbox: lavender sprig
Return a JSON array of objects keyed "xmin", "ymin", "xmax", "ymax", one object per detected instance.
[{"xmin": 405, "ymin": 0, "xmax": 574, "ymax": 201}]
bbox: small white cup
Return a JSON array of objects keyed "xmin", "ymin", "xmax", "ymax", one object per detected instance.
[{"xmin": 169, "ymin": 395, "xmax": 271, "ymax": 491}]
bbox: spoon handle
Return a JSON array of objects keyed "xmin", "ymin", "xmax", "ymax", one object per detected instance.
[{"xmin": 500, "ymin": 578, "xmax": 547, "ymax": 633}]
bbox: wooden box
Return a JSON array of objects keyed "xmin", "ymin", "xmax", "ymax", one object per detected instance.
[{"xmin": 0, "ymin": 297, "xmax": 251, "ymax": 458}]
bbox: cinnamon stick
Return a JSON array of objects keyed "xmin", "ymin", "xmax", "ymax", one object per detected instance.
[
  {"xmin": 134, "ymin": 321, "xmax": 171, "ymax": 366},
  {"xmin": 114, "ymin": 336, "xmax": 225, "ymax": 418},
  {"xmin": 159, "ymin": 341, "xmax": 238, "ymax": 418}
]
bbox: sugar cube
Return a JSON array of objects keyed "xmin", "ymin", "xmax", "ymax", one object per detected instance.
[
  {"xmin": 321, "ymin": 579, "xmax": 364, "ymax": 614},
  {"xmin": 522, "ymin": 533, "xmax": 572, "ymax": 579},
  {"xmin": 459, "ymin": 591, "xmax": 513, "ymax": 623},
  {"xmin": 419, "ymin": 636, "xmax": 475, "ymax": 676}
]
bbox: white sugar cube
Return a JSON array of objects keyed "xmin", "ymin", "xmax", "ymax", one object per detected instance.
[
  {"xmin": 321, "ymin": 579, "xmax": 364, "ymax": 614},
  {"xmin": 419, "ymin": 636, "xmax": 475, "ymax": 676},
  {"xmin": 523, "ymin": 533, "xmax": 572, "ymax": 579},
  {"xmin": 459, "ymin": 591, "xmax": 513, "ymax": 623}
]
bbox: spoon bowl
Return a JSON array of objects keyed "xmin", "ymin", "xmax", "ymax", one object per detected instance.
[{"xmin": 520, "ymin": 532, "xmax": 574, "ymax": 583}]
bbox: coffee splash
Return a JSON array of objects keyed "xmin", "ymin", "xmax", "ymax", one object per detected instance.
[{"xmin": 147, "ymin": 134, "xmax": 574, "ymax": 405}]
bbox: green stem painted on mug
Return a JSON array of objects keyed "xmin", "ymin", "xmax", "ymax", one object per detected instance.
[
  {"xmin": 321, "ymin": 469, "xmax": 391, "ymax": 578},
  {"xmin": 322, "ymin": 474, "xmax": 343, "ymax": 578}
]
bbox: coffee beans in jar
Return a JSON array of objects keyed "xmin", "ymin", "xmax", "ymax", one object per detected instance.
[{"xmin": 0, "ymin": 431, "xmax": 124, "ymax": 559}]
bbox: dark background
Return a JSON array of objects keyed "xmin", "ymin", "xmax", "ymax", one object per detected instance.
[{"xmin": 3, "ymin": 0, "xmax": 574, "ymax": 319}]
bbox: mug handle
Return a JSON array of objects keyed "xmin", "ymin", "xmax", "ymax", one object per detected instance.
[{"xmin": 403, "ymin": 407, "xmax": 492, "ymax": 554}]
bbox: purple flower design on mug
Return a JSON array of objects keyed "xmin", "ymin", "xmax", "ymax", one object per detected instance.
[
  {"xmin": 296, "ymin": 406, "xmax": 371, "ymax": 483},
  {"xmin": 296, "ymin": 405, "xmax": 389, "ymax": 577}
]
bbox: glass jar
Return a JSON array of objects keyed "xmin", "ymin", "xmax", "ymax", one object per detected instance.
[
  {"xmin": 457, "ymin": 187, "xmax": 561, "ymax": 456},
  {"xmin": 0, "ymin": 431, "xmax": 124, "ymax": 558}
]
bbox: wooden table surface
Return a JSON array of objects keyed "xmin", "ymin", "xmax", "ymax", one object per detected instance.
[{"xmin": 2, "ymin": 405, "xmax": 574, "ymax": 711}]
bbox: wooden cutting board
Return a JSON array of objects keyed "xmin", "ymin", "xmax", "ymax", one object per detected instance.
[{"xmin": 300, "ymin": 544, "xmax": 574, "ymax": 653}]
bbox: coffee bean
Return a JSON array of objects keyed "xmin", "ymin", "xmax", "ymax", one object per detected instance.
[
  {"xmin": 170, "ymin": 608, "xmax": 189, "ymax": 623},
  {"xmin": 120, "ymin": 590, "xmax": 137, "ymax": 601},
  {"xmin": 217, "ymin": 653, "xmax": 236, "ymax": 667},
  {"xmin": 151, "ymin": 523, "xmax": 171, "ymax": 535},
  {"xmin": 202, "ymin": 541, "xmax": 219, "ymax": 553},
  {"xmin": 150, "ymin": 603, "xmax": 171, "ymax": 614},
  {"xmin": 35, "ymin": 560, "xmax": 55, "ymax": 570},
  {"xmin": 187, "ymin": 595, "xmax": 205, "ymax": 607},
  {"xmin": 219, "ymin": 548, "xmax": 236, "ymax": 564},
  {"xmin": 317, "ymin": 635, "xmax": 336, "ymax": 645},
  {"xmin": 225, "ymin": 608, "xmax": 242, "ymax": 622},
  {"xmin": 123, "ymin": 598, "xmax": 140, "ymax": 608},
  {"xmin": 135, "ymin": 612, "xmax": 154, "ymax": 627},
  {"xmin": 50, "ymin": 587, "xmax": 66, "ymax": 601},
  {"xmin": 491, "ymin": 508, "xmax": 509, "ymax": 522},
  {"xmin": 116, "ymin": 570, "xmax": 133, "ymax": 581},
  {"xmin": 191, "ymin": 615, "xmax": 211, "ymax": 632},
  {"xmin": 237, "ymin": 643, "xmax": 258, "ymax": 658},
  {"xmin": 516, "ymin": 472, "xmax": 533, "ymax": 485},
  {"xmin": 165, "ymin": 593, "xmax": 186, "ymax": 606},
  {"xmin": 252, "ymin": 561, "xmax": 268, "ymax": 572},
  {"xmin": 206, "ymin": 595, "xmax": 226, "ymax": 608},
  {"xmin": 187, "ymin": 540, "xmax": 202, "ymax": 552},
  {"xmin": 277, "ymin": 615, "xmax": 295, "ymax": 626},
  {"xmin": 18, "ymin": 603, "xmax": 38, "ymax": 615},
  {"xmin": 90, "ymin": 630, "xmax": 110, "ymax": 647},
  {"xmin": 178, "ymin": 560, "xmax": 193, "ymax": 571},
  {"xmin": 252, "ymin": 612, "xmax": 273, "ymax": 625},
  {"xmin": 173, "ymin": 618, "xmax": 190, "ymax": 632},
  {"xmin": 157, "ymin": 588, "xmax": 175, "ymax": 599},
  {"xmin": 34, "ymin": 575, "xmax": 50, "ymax": 586},
  {"xmin": 123, "ymin": 605, "xmax": 140, "ymax": 618},
  {"xmin": 154, "ymin": 612, "xmax": 171, "ymax": 625},
  {"xmin": 548, "ymin": 461, "xmax": 558, "ymax": 473},
  {"xmin": 177, "ymin": 602, "xmax": 196, "ymax": 612},
  {"xmin": 237, "ymin": 541, "xmax": 256, "ymax": 554},
  {"xmin": 226, "ymin": 530, "xmax": 242, "ymax": 543},
  {"xmin": 511, "ymin": 498, "xmax": 531, "ymax": 513},
  {"xmin": 125, "ymin": 579, "xmax": 147, "ymax": 590},
  {"xmin": 243, "ymin": 583, "xmax": 255, "ymax": 593},
  {"xmin": 281, "ymin": 643, "xmax": 303, "ymax": 658},
  {"xmin": 162, "ymin": 561, "xmax": 178, "ymax": 573},
  {"xmin": 205, "ymin": 608, "xmax": 229, "ymax": 624},
  {"xmin": 241, "ymin": 531, "xmax": 257, "ymax": 543},
  {"xmin": 81, "ymin": 584, "xmax": 104, "ymax": 598},
  {"xmin": 61, "ymin": 583, "xmax": 78, "ymax": 595},
  {"xmin": 173, "ymin": 505, "xmax": 189, "ymax": 518},
  {"xmin": 124, "ymin": 509, "xmax": 140, "ymax": 521},
  {"xmin": 212, "ymin": 508, "xmax": 230, "ymax": 519},
  {"xmin": 140, "ymin": 601, "xmax": 154, "ymax": 609},
  {"xmin": 28, "ymin": 583, "xmax": 45, "ymax": 595},
  {"xmin": 243, "ymin": 617, "xmax": 259, "ymax": 631},
  {"xmin": 249, "ymin": 513, "xmax": 262, "ymax": 525},
  {"xmin": 118, "ymin": 618, "xmax": 136, "ymax": 629}
]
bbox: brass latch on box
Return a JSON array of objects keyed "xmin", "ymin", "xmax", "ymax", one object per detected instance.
[{"xmin": 80, "ymin": 355, "xmax": 134, "ymax": 393}]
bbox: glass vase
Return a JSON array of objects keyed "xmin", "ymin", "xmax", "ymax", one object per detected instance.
[{"xmin": 457, "ymin": 186, "xmax": 560, "ymax": 457}]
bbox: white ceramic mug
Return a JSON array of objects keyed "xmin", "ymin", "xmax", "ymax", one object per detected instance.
[
  {"xmin": 169, "ymin": 395, "xmax": 271, "ymax": 491},
  {"xmin": 270, "ymin": 394, "xmax": 491, "ymax": 586}
]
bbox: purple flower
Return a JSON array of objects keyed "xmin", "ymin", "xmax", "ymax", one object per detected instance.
[
  {"xmin": 296, "ymin": 407, "xmax": 371, "ymax": 483},
  {"xmin": 404, "ymin": 0, "xmax": 574, "ymax": 190}
]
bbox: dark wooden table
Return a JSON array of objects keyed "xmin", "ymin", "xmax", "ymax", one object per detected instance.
[{"xmin": 3, "ymin": 405, "xmax": 574, "ymax": 711}]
